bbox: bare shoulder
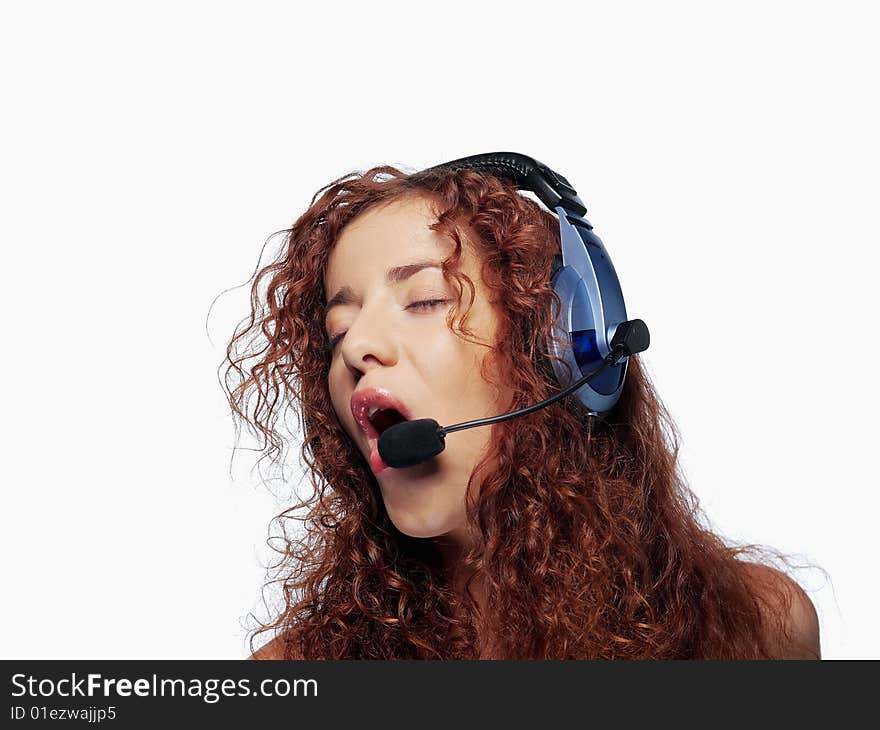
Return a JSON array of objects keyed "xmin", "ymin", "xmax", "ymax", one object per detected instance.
[
  {"xmin": 741, "ymin": 562, "xmax": 821, "ymax": 660},
  {"xmin": 247, "ymin": 631, "xmax": 297, "ymax": 661}
]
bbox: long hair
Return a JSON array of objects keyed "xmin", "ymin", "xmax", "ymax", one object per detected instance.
[{"xmin": 223, "ymin": 163, "xmax": 808, "ymax": 659}]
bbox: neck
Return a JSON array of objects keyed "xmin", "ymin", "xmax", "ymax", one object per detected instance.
[
  {"xmin": 433, "ymin": 529, "xmax": 505, "ymax": 659},
  {"xmin": 433, "ymin": 527, "xmax": 487, "ymax": 615}
]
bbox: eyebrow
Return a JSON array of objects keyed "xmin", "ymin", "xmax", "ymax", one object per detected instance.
[{"xmin": 323, "ymin": 259, "xmax": 444, "ymax": 315}]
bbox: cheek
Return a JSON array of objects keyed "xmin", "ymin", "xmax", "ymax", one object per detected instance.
[
  {"xmin": 430, "ymin": 348, "xmax": 500, "ymax": 422},
  {"xmin": 412, "ymin": 334, "xmax": 482, "ymax": 395}
]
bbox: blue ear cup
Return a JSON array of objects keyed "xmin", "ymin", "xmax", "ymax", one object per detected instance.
[
  {"xmin": 546, "ymin": 207, "xmax": 628, "ymax": 416},
  {"xmin": 416, "ymin": 152, "xmax": 632, "ymax": 416}
]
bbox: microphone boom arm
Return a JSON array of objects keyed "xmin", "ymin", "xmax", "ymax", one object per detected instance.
[
  {"xmin": 440, "ymin": 318, "xmax": 649, "ymax": 435},
  {"xmin": 442, "ymin": 344, "xmax": 622, "ymax": 436},
  {"xmin": 376, "ymin": 319, "xmax": 650, "ymax": 469}
]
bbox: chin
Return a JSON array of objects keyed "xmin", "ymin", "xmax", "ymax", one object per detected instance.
[{"xmin": 386, "ymin": 508, "xmax": 461, "ymax": 539}]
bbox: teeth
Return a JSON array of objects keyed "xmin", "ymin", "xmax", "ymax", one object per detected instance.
[{"xmin": 367, "ymin": 405, "xmax": 380, "ymax": 419}]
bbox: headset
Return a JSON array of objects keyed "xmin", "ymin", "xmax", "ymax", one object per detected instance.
[
  {"xmin": 378, "ymin": 152, "xmax": 651, "ymax": 469},
  {"xmin": 416, "ymin": 151, "xmax": 634, "ymax": 416}
]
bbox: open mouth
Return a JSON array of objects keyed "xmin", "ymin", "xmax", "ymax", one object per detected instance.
[
  {"xmin": 368, "ymin": 407, "xmax": 408, "ymax": 436},
  {"xmin": 350, "ymin": 386, "xmax": 414, "ymax": 471}
]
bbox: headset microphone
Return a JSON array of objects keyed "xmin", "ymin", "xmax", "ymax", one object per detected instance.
[{"xmin": 377, "ymin": 319, "xmax": 650, "ymax": 469}]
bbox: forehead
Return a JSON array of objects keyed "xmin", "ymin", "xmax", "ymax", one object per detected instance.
[{"xmin": 323, "ymin": 196, "xmax": 473, "ymax": 291}]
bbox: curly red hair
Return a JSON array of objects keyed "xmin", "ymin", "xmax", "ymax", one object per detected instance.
[{"xmin": 224, "ymin": 164, "xmax": 818, "ymax": 659}]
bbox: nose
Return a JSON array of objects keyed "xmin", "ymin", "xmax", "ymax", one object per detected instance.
[{"xmin": 339, "ymin": 301, "xmax": 398, "ymax": 380}]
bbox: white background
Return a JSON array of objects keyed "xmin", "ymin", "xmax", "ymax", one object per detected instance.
[{"xmin": 1, "ymin": 1, "xmax": 876, "ymax": 659}]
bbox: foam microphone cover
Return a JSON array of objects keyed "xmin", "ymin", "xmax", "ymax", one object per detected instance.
[
  {"xmin": 611, "ymin": 318, "xmax": 650, "ymax": 356},
  {"xmin": 377, "ymin": 418, "xmax": 446, "ymax": 468}
]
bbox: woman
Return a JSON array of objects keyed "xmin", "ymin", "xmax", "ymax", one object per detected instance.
[{"xmin": 225, "ymin": 162, "xmax": 820, "ymax": 659}]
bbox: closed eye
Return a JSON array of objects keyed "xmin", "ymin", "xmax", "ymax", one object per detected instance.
[
  {"xmin": 407, "ymin": 298, "xmax": 449, "ymax": 311},
  {"xmin": 326, "ymin": 298, "xmax": 450, "ymax": 352}
]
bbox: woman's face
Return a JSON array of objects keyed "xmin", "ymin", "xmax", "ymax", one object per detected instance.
[{"xmin": 323, "ymin": 195, "xmax": 510, "ymax": 543}]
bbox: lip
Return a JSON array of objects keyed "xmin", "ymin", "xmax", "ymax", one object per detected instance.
[{"xmin": 350, "ymin": 386, "xmax": 414, "ymax": 473}]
